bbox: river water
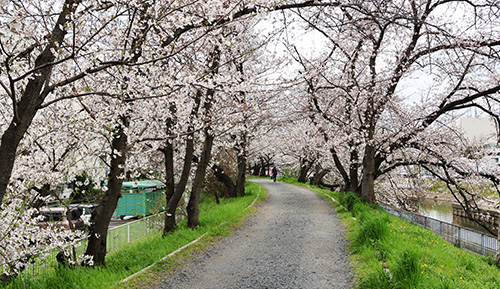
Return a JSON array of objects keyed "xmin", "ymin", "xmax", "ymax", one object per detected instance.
[{"xmin": 419, "ymin": 199, "xmax": 497, "ymax": 236}]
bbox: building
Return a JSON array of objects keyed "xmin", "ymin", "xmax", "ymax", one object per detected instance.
[{"xmin": 458, "ymin": 117, "xmax": 499, "ymax": 165}]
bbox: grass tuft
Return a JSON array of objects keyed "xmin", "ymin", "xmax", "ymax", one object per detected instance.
[
  {"xmin": 391, "ymin": 249, "xmax": 422, "ymax": 289},
  {"xmin": 353, "ymin": 216, "xmax": 389, "ymax": 250},
  {"xmin": 339, "ymin": 191, "xmax": 361, "ymax": 212},
  {"xmin": 358, "ymin": 267, "xmax": 391, "ymax": 289}
]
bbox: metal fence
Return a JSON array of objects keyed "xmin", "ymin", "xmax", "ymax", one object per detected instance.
[
  {"xmin": 380, "ymin": 204, "xmax": 498, "ymax": 257},
  {"xmin": 106, "ymin": 213, "xmax": 164, "ymax": 252},
  {"xmin": 1, "ymin": 213, "xmax": 165, "ymax": 279}
]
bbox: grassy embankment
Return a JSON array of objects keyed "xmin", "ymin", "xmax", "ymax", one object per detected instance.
[
  {"xmin": 278, "ymin": 176, "xmax": 500, "ymax": 289},
  {"xmin": 3, "ymin": 181, "xmax": 266, "ymax": 289}
]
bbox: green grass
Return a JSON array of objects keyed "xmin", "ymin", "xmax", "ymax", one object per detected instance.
[
  {"xmin": 3, "ymin": 181, "xmax": 266, "ymax": 289},
  {"xmin": 278, "ymin": 178, "xmax": 500, "ymax": 289},
  {"xmin": 276, "ymin": 176, "xmax": 303, "ymax": 184}
]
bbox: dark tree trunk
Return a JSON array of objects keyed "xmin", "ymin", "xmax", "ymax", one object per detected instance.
[
  {"xmin": 232, "ymin": 60, "xmax": 248, "ymax": 197},
  {"xmin": 163, "ymin": 132, "xmax": 175, "ymax": 203},
  {"xmin": 163, "ymin": 133, "xmax": 195, "ymax": 234},
  {"xmin": 163, "ymin": 92, "xmax": 201, "ymax": 234},
  {"xmin": 361, "ymin": 144, "xmax": 376, "ymax": 203},
  {"xmin": 235, "ymin": 153, "xmax": 247, "ymax": 197},
  {"xmin": 212, "ymin": 164, "xmax": 236, "ymax": 198},
  {"xmin": 297, "ymin": 168, "xmax": 308, "ymax": 183},
  {"xmin": 187, "ymin": 130, "xmax": 214, "ymax": 228},
  {"xmin": 259, "ymin": 158, "xmax": 267, "ymax": 177},
  {"xmin": 187, "ymin": 45, "xmax": 219, "ymax": 229},
  {"xmin": 0, "ymin": 0, "xmax": 79, "ymax": 204},
  {"xmin": 311, "ymin": 166, "xmax": 328, "ymax": 187},
  {"xmin": 163, "ymin": 131, "xmax": 196, "ymax": 234},
  {"xmin": 297, "ymin": 159, "xmax": 312, "ymax": 183},
  {"xmin": 162, "ymin": 104, "xmax": 177, "ymax": 234},
  {"xmin": 162, "ymin": 137, "xmax": 176, "ymax": 233},
  {"xmin": 85, "ymin": 119, "xmax": 128, "ymax": 266},
  {"xmin": 330, "ymin": 147, "xmax": 351, "ymax": 191},
  {"xmin": 83, "ymin": 3, "xmax": 150, "ymax": 261},
  {"xmin": 0, "ymin": 118, "xmax": 34, "ymax": 205},
  {"xmin": 252, "ymin": 164, "xmax": 260, "ymax": 176},
  {"xmin": 83, "ymin": 0, "xmax": 154, "ymax": 265},
  {"xmin": 360, "ymin": 120, "xmax": 376, "ymax": 203},
  {"xmin": 234, "ymin": 132, "xmax": 247, "ymax": 197},
  {"xmin": 349, "ymin": 149, "xmax": 359, "ymax": 192}
]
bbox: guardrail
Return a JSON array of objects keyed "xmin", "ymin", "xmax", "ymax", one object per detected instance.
[{"xmin": 380, "ymin": 204, "xmax": 498, "ymax": 257}]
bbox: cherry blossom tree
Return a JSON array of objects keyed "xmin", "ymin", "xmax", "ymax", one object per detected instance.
[
  {"xmin": 281, "ymin": 0, "xmax": 500, "ymax": 205},
  {"xmin": 0, "ymin": 0, "xmax": 137, "ymax": 274}
]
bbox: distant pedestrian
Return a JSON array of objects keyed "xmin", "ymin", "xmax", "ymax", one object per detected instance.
[{"xmin": 271, "ymin": 165, "xmax": 277, "ymax": 182}]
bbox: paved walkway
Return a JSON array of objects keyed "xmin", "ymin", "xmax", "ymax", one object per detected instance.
[{"xmin": 157, "ymin": 179, "xmax": 354, "ymax": 288}]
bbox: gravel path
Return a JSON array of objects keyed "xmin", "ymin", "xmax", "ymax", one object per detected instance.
[{"xmin": 157, "ymin": 178, "xmax": 354, "ymax": 289}]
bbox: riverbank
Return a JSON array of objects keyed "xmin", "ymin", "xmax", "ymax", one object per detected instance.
[
  {"xmin": 425, "ymin": 192, "xmax": 499, "ymax": 210},
  {"xmin": 408, "ymin": 191, "xmax": 500, "ymax": 235}
]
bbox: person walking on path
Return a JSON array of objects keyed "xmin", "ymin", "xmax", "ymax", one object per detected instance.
[{"xmin": 271, "ymin": 165, "xmax": 278, "ymax": 182}]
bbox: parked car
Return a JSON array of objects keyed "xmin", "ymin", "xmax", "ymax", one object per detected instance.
[
  {"xmin": 37, "ymin": 207, "xmax": 85, "ymax": 230},
  {"xmin": 69, "ymin": 204, "xmax": 98, "ymax": 225}
]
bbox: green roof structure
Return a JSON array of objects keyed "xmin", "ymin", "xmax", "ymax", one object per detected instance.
[{"xmin": 114, "ymin": 180, "xmax": 165, "ymax": 219}]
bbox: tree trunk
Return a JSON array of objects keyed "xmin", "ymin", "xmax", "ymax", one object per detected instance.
[
  {"xmin": 360, "ymin": 144, "xmax": 376, "ymax": 203},
  {"xmin": 259, "ymin": 158, "xmax": 267, "ymax": 177},
  {"xmin": 186, "ymin": 45, "xmax": 219, "ymax": 229},
  {"xmin": 163, "ymin": 140, "xmax": 175, "ymax": 203},
  {"xmin": 349, "ymin": 149, "xmax": 359, "ymax": 192},
  {"xmin": 0, "ymin": 120, "xmax": 33, "ymax": 204},
  {"xmin": 311, "ymin": 166, "xmax": 328, "ymax": 187},
  {"xmin": 187, "ymin": 130, "xmax": 214, "ymax": 228},
  {"xmin": 162, "ymin": 104, "xmax": 177, "ymax": 234},
  {"xmin": 85, "ymin": 119, "xmax": 128, "ymax": 266},
  {"xmin": 297, "ymin": 159, "xmax": 312, "ymax": 183},
  {"xmin": 162, "ymin": 137, "xmax": 176, "ymax": 233},
  {"xmin": 212, "ymin": 164, "xmax": 236, "ymax": 198},
  {"xmin": 0, "ymin": 0, "xmax": 79, "ymax": 205},
  {"xmin": 163, "ymin": 91, "xmax": 201, "ymax": 234},
  {"xmin": 234, "ymin": 132, "xmax": 247, "ymax": 197},
  {"xmin": 251, "ymin": 164, "xmax": 260, "ymax": 176},
  {"xmin": 330, "ymin": 147, "xmax": 351, "ymax": 191},
  {"xmin": 235, "ymin": 153, "xmax": 247, "ymax": 197},
  {"xmin": 163, "ymin": 131, "xmax": 196, "ymax": 234}
]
